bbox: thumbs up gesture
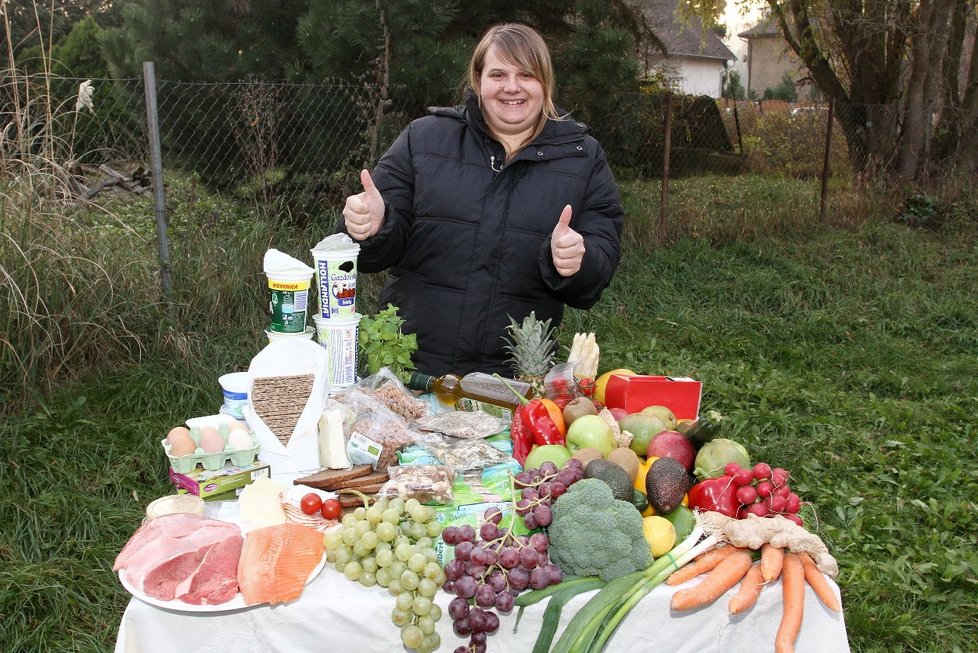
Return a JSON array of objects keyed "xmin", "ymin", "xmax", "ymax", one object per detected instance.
[
  {"xmin": 343, "ymin": 169, "xmax": 386, "ymax": 241},
  {"xmin": 550, "ymin": 204, "xmax": 585, "ymax": 277}
]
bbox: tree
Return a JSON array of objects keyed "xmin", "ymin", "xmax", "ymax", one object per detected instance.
[
  {"xmin": 762, "ymin": 71, "xmax": 797, "ymax": 102},
  {"xmin": 723, "ymin": 69, "xmax": 746, "ymax": 100},
  {"xmin": 100, "ymin": 0, "xmax": 308, "ymax": 81},
  {"xmin": 689, "ymin": 0, "xmax": 978, "ymax": 180}
]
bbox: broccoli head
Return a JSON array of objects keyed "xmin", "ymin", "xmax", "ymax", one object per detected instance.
[{"xmin": 547, "ymin": 478, "xmax": 653, "ymax": 582}]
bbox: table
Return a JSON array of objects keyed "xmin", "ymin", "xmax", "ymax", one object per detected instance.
[{"xmin": 115, "ymin": 564, "xmax": 849, "ymax": 653}]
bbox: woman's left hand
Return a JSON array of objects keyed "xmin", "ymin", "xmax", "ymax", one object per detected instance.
[{"xmin": 550, "ymin": 205, "xmax": 585, "ymax": 277}]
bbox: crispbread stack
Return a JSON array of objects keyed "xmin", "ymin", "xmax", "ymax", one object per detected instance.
[
  {"xmin": 295, "ymin": 464, "xmax": 391, "ymax": 508},
  {"xmin": 251, "ymin": 374, "xmax": 315, "ymax": 446}
]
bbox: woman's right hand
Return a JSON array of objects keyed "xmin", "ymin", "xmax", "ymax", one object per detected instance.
[{"xmin": 343, "ymin": 169, "xmax": 386, "ymax": 240}]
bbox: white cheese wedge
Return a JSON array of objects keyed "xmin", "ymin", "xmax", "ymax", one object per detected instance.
[{"xmin": 238, "ymin": 476, "xmax": 287, "ymax": 530}]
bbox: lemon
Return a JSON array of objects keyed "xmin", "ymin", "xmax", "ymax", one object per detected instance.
[
  {"xmin": 594, "ymin": 368, "xmax": 637, "ymax": 404},
  {"xmin": 641, "ymin": 515, "xmax": 676, "ymax": 558}
]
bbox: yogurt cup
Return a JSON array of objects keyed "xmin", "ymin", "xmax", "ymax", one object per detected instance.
[
  {"xmin": 218, "ymin": 372, "xmax": 250, "ymax": 419},
  {"xmin": 264, "ymin": 249, "xmax": 315, "ymax": 334},
  {"xmin": 311, "ymin": 234, "xmax": 360, "ymax": 319},
  {"xmin": 313, "ymin": 313, "xmax": 361, "ymax": 389},
  {"xmin": 265, "ymin": 326, "xmax": 315, "ymax": 343}
]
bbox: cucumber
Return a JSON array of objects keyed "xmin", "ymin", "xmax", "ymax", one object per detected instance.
[{"xmin": 684, "ymin": 410, "xmax": 724, "ymax": 447}]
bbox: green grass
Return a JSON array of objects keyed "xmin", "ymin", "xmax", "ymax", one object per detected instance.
[{"xmin": 2, "ymin": 174, "xmax": 978, "ymax": 652}]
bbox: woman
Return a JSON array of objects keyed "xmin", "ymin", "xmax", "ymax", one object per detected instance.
[{"xmin": 343, "ymin": 23, "xmax": 624, "ymax": 376}]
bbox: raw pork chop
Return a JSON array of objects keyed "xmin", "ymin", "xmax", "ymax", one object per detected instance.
[
  {"xmin": 114, "ymin": 512, "xmax": 243, "ymax": 604},
  {"xmin": 237, "ymin": 522, "xmax": 325, "ymax": 605}
]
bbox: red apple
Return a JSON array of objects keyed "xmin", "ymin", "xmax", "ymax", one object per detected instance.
[{"xmin": 646, "ymin": 430, "xmax": 697, "ymax": 472}]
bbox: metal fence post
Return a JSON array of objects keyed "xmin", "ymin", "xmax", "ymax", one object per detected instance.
[{"xmin": 142, "ymin": 61, "xmax": 174, "ymax": 307}]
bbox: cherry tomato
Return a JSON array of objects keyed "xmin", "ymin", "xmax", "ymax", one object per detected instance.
[
  {"xmin": 300, "ymin": 493, "xmax": 323, "ymax": 515},
  {"xmin": 320, "ymin": 498, "xmax": 341, "ymax": 520}
]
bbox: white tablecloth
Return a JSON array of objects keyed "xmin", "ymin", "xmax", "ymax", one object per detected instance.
[{"xmin": 115, "ymin": 565, "xmax": 849, "ymax": 653}]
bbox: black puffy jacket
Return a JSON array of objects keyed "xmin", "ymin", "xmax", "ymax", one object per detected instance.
[{"xmin": 351, "ymin": 94, "xmax": 624, "ymax": 376}]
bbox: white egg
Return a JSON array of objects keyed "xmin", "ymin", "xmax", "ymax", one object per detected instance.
[{"xmin": 227, "ymin": 429, "xmax": 254, "ymax": 451}]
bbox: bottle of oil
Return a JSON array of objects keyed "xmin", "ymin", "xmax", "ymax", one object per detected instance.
[{"xmin": 408, "ymin": 371, "xmax": 534, "ymax": 418}]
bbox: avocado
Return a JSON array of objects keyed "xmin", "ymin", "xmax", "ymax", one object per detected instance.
[
  {"xmin": 584, "ymin": 459, "xmax": 634, "ymax": 502},
  {"xmin": 660, "ymin": 505, "xmax": 696, "ymax": 542},
  {"xmin": 645, "ymin": 457, "xmax": 691, "ymax": 514}
]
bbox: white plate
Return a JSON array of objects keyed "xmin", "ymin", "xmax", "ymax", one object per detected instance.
[{"xmin": 119, "ymin": 553, "xmax": 327, "ymax": 613}]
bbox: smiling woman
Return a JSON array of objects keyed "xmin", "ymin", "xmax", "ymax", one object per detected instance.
[{"xmin": 337, "ymin": 23, "xmax": 625, "ymax": 380}]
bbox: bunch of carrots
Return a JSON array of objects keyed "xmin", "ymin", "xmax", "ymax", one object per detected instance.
[{"xmin": 665, "ymin": 543, "xmax": 841, "ymax": 653}]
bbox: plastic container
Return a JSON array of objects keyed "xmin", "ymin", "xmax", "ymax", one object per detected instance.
[
  {"xmin": 145, "ymin": 494, "xmax": 206, "ymax": 521},
  {"xmin": 162, "ymin": 420, "xmax": 261, "ymax": 473},
  {"xmin": 266, "ymin": 268, "xmax": 313, "ymax": 334},
  {"xmin": 311, "ymin": 235, "xmax": 360, "ymax": 319},
  {"xmin": 265, "ymin": 326, "xmax": 315, "ymax": 343},
  {"xmin": 218, "ymin": 372, "xmax": 250, "ymax": 419},
  {"xmin": 313, "ymin": 313, "xmax": 361, "ymax": 389}
]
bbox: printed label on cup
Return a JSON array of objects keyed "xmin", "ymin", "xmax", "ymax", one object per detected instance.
[{"xmin": 314, "ymin": 254, "xmax": 358, "ymax": 319}]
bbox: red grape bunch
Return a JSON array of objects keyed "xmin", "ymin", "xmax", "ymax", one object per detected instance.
[
  {"xmin": 443, "ymin": 460, "xmax": 584, "ymax": 653},
  {"xmin": 513, "ymin": 459, "xmax": 585, "ymax": 530},
  {"xmin": 726, "ymin": 462, "xmax": 804, "ymax": 525}
]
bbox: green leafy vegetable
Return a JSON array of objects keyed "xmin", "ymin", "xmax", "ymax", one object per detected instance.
[{"xmin": 357, "ymin": 304, "xmax": 417, "ymax": 383}]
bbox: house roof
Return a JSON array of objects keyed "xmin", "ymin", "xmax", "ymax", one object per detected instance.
[
  {"xmin": 639, "ymin": 0, "xmax": 736, "ymax": 61},
  {"xmin": 738, "ymin": 17, "xmax": 780, "ymax": 39}
]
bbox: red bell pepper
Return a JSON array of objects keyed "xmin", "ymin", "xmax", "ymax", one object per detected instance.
[
  {"xmin": 510, "ymin": 404, "xmax": 534, "ymax": 465},
  {"xmin": 687, "ymin": 475, "xmax": 740, "ymax": 517},
  {"xmin": 521, "ymin": 398, "xmax": 565, "ymax": 447}
]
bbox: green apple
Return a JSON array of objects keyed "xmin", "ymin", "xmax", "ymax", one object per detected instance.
[
  {"xmin": 523, "ymin": 444, "xmax": 572, "ymax": 471},
  {"xmin": 619, "ymin": 412, "xmax": 668, "ymax": 457},
  {"xmin": 640, "ymin": 405, "xmax": 677, "ymax": 430},
  {"xmin": 565, "ymin": 414, "xmax": 616, "ymax": 457}
]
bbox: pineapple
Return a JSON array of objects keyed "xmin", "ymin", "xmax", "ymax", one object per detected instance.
[{"xmin": 502, "ymin": 312, "xmax": 556, "ymax": 395}]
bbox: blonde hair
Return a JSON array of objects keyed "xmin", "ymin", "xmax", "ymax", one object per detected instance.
[{"xmin": 467, "ymin": 24, "xmax": 560, "ymax": 126}]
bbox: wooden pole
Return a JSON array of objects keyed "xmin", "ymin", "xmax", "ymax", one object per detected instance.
[
  {"xmin": 819, "ymin": 98, "xmax": 835, "ymax": 224},
  {"xmin": 659, "ymin": 91, "xmax": 673, "ymax": 245}
]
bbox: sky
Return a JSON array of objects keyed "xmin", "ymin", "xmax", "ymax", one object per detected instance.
[{"xmin": 722, "ymin": 1, "xmax": 764, "ymax": 76}]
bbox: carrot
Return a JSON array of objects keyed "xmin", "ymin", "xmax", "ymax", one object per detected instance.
[
  {"xmin": 774, "ymin": 553, "xmax": 805, "ymax": 653},
  {"xmin": 728, "ymin": 561, "xmax": 766, "ymax": 615},
  {"xmin": 665, "ymin": 545, "xmax": 740, "ymax": 586},
  {"xmin": 670, "ymin": 549, "xmax": 754, "ymax": 611},
  {"xmin": 760, "ymin": 543, "xmax": 784, "ymax": 581},
  {"xmin": 798, "ymin": 552, "xmax": 842, "ymax": 612}
]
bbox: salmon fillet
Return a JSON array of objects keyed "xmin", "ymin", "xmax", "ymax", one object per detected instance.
[{"xmin": 237, "ymin": 522, "xmax": 325, "ymax": 606}]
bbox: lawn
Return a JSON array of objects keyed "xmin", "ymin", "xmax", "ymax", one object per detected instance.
[{"xmin": 1, "ymin": 176, "xmax": 976, "ymax": 652}]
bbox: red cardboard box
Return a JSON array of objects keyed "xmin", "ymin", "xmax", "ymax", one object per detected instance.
[{"xmin": 604, "ymin": 375, "xmax": 703, "ymax": 420}]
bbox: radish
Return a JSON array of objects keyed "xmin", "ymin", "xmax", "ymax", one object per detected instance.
[
  {"xmin": 768, "ymin": 495, "xmax": 787, "ymax": 513},
  {"xmin": 785, "ymin": 492, "xmax": 802, "ymax": 514},
  {"xmin": 724, "ymin": 462, "xmax": 742, "ymax": 476},
  {"xmin": 746, "ymin": 503, "xmax": 770, "ymax": 517},
  {"xmin": 733, "ymin": 468, "xmax": 754, "ymax": 486},
  {"xmin": 736, "ymin": 485, "xmax": 758, "ymax": 506},
  {"xmin": 771, "ymin": 467, "xmax": 790, "ymax": 487},
  {"xmin": 756, "ymin": 480, "xmax": 774, "ymax": 498},
  {"xmin": 752, "ymin": 462, "xmax": 772, "ymax": 481}
]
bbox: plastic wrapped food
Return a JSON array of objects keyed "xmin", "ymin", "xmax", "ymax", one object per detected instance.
[{"xmin": 377, "ymin": 465, "xmax": 456, "ymax": 504}]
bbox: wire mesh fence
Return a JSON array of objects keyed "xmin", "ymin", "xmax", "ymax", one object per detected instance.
[{"xmin": 1, "ymin": 71, "xmax": 855, "ymax": 222}]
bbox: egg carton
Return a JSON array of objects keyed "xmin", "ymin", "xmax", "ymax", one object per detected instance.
[{"xmin": 162, "ymin": 415, "xmax": 261, "ymax": 473}]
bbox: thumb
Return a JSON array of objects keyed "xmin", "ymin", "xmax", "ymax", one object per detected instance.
[
  {"xmin": 360, "ymin": 168, "xmax": 376, "ymax": 193},
  {"xmin": 554, "ymin": 205, "xmax": 573, "ymax": 232}
]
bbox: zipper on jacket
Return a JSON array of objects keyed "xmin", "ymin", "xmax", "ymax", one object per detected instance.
[{"xmin": 489, "ymin": 155, "xmax": 503, "ymax": 173}]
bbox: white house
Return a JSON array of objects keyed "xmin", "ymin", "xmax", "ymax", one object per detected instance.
[{"xmin": 636, "ymin": 0, "xmax": 736, "ymax": 98}]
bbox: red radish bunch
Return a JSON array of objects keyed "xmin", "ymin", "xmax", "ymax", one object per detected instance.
[{"xmin": 724, "ymin": 462, "xmax": 804, "ymax": 526}]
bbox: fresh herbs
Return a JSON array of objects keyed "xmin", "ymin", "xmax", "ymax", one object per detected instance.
[{"xmin": 358, "ymin": 304, "xmax": 417, "ymax": 383}]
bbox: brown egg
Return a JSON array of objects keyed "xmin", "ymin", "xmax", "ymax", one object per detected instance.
[
  {"xmin": 199, "ymin": 427, "xmax": 226, "ymax": 454},
  {"xmin": 168, "ymin": 434, "xmax": 197, "ymax": 457},
  {"xmin": 166, "ymin": 426, "xmax": 192, "ymax": 446}
]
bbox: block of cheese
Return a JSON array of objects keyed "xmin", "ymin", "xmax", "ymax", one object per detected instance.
[{"xmin": 238, "ymin": 476, "xmax": 287, "ymax": 530}]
